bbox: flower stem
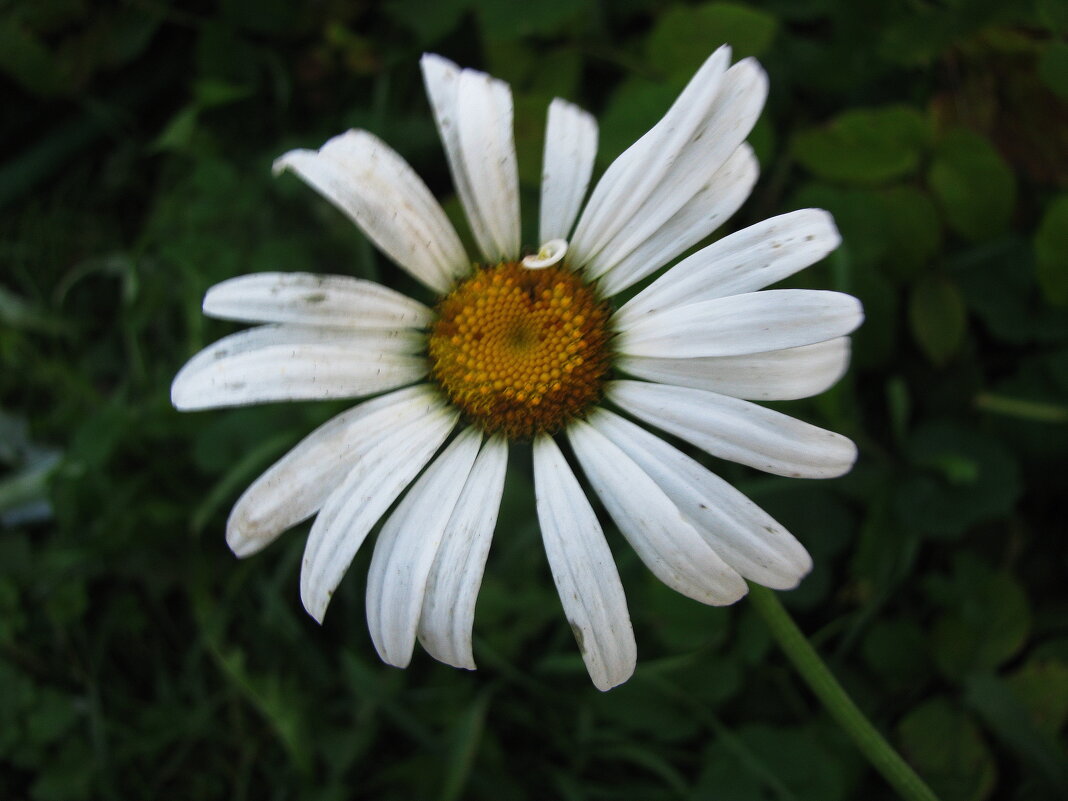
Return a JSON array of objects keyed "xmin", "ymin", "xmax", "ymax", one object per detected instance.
[{"xmin": 747, "ymin": 584, "xmax": 940, "ymax": 801}]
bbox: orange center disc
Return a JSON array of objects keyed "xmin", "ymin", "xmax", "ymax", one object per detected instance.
[{"xmin": 428, "ymin": 262, "xmax": 612, "ymax": 439}]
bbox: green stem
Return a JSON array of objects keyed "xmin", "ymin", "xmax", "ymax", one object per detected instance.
[{"xmin": 748, "ymin": 584, "xmax": 940, "ymax": 801}]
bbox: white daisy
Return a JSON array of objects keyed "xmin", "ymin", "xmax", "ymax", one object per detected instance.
[{"xmin": 172, "ymin": 46, "xmax": 862, "ymax": 691}]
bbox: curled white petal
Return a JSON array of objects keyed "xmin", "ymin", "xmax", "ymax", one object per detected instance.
[{"xmin": 522, "ymin": 239, "xmax": 568, "ymax": 269}]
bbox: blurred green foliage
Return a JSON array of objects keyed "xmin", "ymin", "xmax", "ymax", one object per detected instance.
[{"xmin": 2, "ymin": 0, "xmax": 1067, "ymax": 799}]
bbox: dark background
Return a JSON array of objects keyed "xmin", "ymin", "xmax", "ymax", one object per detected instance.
[{"xmin": 2, "ymin": 0, "xmax": 1067, "ymax": 799}]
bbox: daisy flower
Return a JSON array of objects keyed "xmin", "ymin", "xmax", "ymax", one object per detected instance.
[{"xmin": 172, "ymin": 46, "xmax": 862, "ymax": 690}]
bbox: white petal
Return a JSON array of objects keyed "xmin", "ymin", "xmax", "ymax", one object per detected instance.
[
  {"xmin": 615, "ymin": 289, "xmax": 863, "ymax": 359},
  {"xmin": 617, "ymin": 338, "xmax": 851, "ymax": 401},
  {"xmin": 417, "ymin": 436, "xmax": 508, "ymax": 670},
  {"xmin": 589, "ymin": 409, "xmax": 811, "ymax": 589},
  {"xmin": 227, "ymin": 385, "xmax": 444, "ymax": 557},
  {"xmin": 568, "ymin": 420, "xmax": 748, "ymax": 606},
  {"xmin": 532, "ymin": 435, "xmax": 636, "ymax": 691},
  {"xmin": 273, "ymin": 130, "xmax": 468, "ymax": 293},
  {"xmin": 615, "ymin": 209, "xmax": 843, "ymax": 326},
  {"xmin": 171, "ymin": 324, "xmax": 427, "ymax": 410},
  {"xmin": 539, "ymin": 99, "xmax": 598, "ymax": 243},
  {"xmin": 608, "ymin": 380, "xmax": 858, "ymax": 479},
  {"xmin": 596, "ymin": 144, "xmax": 759, "ymax": 297},
  {"xmin": 570, "ymin": 47, "xmax": 732, "ymax": 266},
  {"xmin": 421, "ymin": 54, "xmax": 520, "ymax": 263},
  {"xmin": 299, "ymin": 406, "xmax": 458, "ymax": 622},
  {"xmin": 203, "ymin": 272, "xmax": 432, "ymax": 329},
  {"xmin": 581, "ymin": 60, "xmax": 768, "ymax": 281},
  {"xmin": 366, "ymin": 428, "xmax": 483, "ymax": 668},
  {"xmin": 455, "ymin": 70, "xmax": 521, "ymax": 261}
]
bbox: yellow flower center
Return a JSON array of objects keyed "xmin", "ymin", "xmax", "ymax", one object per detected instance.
[{"xmin": 428, "ymin": 261, "xmax": 612, "ymax": 439}]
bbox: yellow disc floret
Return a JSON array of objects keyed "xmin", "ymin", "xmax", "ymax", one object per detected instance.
[{"xmin": 428, "ymin": 261, "xmax": 612, "ymax": 439}]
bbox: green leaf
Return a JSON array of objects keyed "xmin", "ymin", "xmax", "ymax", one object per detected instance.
[
  {"xmin": 26, "ymin": 691, "xmax": 79, "ymax": 747},
  {"xmin": 964, "ymin": 673, "xmax": 1068, "ymax": 796},
  {"xmin": 792, "ymin": 106, "xmax": 930, "ymax": 185},
  {"xmin": 862, "ymin": 618, "xmax": 932, "ymax": 691},
  {"xmin": 896, "ymin": 699, "xmax": 996, "ymax": 801},
  {"xmin": 928, "ymin": 559, "xmax": 1030, "ymax": 679},
  {"xmin": 878, "ymin": 9, "xmax": 960, "ymax": 67},
  {"xmin": 386, "ymin": 0, "xmax": 471, "ymax": 42},
  {"xmin": 220, "ymin": 0, "xmax": 299, "ymax": 35},
  {"xmin": 210, "ymin": 644, "xmax": 312, "ymax": 773},
  {"xmin": 667, "ymin": 655, "xmax": 742, "ymax": 708},
  {"xmin": 1035, "ymin": 194, "xmax": 1068, "ymax": 307},
  {"xmin": 1039, "ymin": 43, "xmax": 1068, "ymax": 101},
  {"xmin": 473, "ymin": 0, "xmax": 584, "ymax": 40},
  {"xmin": 98, "ymin": 5, "xmax": 163, "ymax": 67},
  {"xmin": 152, "ymin": 105, "xmax": 200, "ymax": 152},
  {"xmin": 1007, "ymin": 659, "xmax": 1068, "ymax": 736},
  {"xmin": 592, "ymin": 679, "xmax": 702, "ymax": 742},
  {"xmin": 643, "ymin": 579, "xmax": 731, "ymax": 651},
  {"xmin": 928, "ymin": 130, "xmax": 1016, "ymax": 241},
  {"xmin": 696, "ymin": 724, "xmax": 855, "ymax": 801},
  {"xmin": 194, "ymin": 23, "xmax": 259, "ymax": 86},
  {"xmin": 895, "ymin": 422, "xmax": 1022, "ymax": 539},
  {"xmin": 955, "ymin": 238, "xmax": 1068, "ymax": 344},
  {"xmin": 0, "ymin": 18, "xmax": 66, "ymax": 96},
  {"xmin": 595, "ymin": 742, "xmax": 692, "ymax": 797},
  {"xmin": 647, "ymin": 3, "xmax": 778, "ymax": 78},
  {"xmin": 1038, "ymin": 0, "xmax": 1068, "ymax": 34},
  {"xmin": 909, "ymin": 275, "xmax": 967, "ymax": 365},
  {"xmin": 30, "ymin": 738, "xmax": 95, "ymax": 801},
  {"xmin": 439, "ymin": 691, "xmax": 492, "ymax": 801},
  {"xmin": 194, "ymin": 78, "xmax": 253, "ymax": 108},
  {"xmin": 877, "ymin": 186, "xmax": 941, "ymax": 280}
]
